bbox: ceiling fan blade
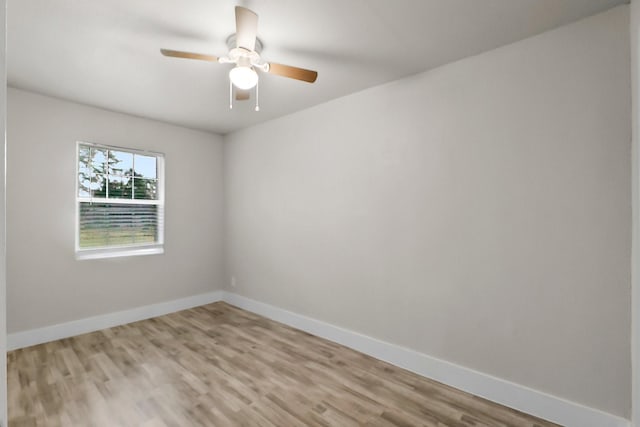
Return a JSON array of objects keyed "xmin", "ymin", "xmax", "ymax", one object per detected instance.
[
  {"xmin": 267, "ymin": 62, "xmax": 318, "ymax": 83},
  {"xmin": 235, "ymin": 89, "xmax": 250, "ymax": 101},
  {"xmin": 235, "ymin": 6, "xmax": 258, "ymax": 51},
  {"xmin": 160, "ymin": 49, "xmax": 218, "ymax": 62}
]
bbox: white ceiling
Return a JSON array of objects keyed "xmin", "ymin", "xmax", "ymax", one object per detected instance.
[{"xmin": 8, "ymin": 0, "xmax": 626, "ymax": 135}]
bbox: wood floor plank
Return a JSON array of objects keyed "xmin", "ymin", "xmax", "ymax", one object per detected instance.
[{"xmin": 8, "ymin": 302, "xmax": 561, "ymax": 427}]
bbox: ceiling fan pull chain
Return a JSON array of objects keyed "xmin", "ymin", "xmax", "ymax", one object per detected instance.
[
  {"xmin": 255, "ymin": 80, "xmax": 260, "ymax": 112},
  {"xmin": 229, "ymin": 80, "xmax": 233, "ymax": 110}
]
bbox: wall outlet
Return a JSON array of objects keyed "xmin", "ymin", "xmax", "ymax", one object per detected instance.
[{"xmin": 231, "ymin": 276, "xmax": 237, "ymax": 287}]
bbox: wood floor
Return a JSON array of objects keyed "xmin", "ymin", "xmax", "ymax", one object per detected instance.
[{"xmin": 8, "ymin": 302, "xmax": 560, "ymax": 427}]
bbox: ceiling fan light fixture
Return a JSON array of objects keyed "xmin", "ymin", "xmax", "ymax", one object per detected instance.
[{"xmin": 229, "ymin": 66, "xmax": 258, "ymax": 90}]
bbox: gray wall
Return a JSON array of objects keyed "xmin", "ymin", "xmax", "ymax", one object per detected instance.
[
  {"xmin": 224, "ymin": 6, "xmax": 631, "ymax": 418},
  {"xmin": 631, "ymin": 1, "xmax": 640, "ymax": 425},
  {"xmin": 7, "ymin": 88, "xmax": 225, "ymax": 333}
]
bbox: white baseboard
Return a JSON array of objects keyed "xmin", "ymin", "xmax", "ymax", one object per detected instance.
[
  {"xmin": 6, "ymin": 289, "xmax": 630, "ymax": 427},
  {"xmin": 7, "ymin": 290, "xmax": 224, "ymax": 350},
  {"xmin": 222, "ymin": 291, "xmax": 630, "ymax": 427}
]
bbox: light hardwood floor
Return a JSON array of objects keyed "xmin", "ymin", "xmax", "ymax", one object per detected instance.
[{"xmin": 8, "ymin": 302, "xmax": 560, "ymax": 427}]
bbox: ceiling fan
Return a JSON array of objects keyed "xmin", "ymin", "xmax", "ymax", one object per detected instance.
[{"xmin": 160, "ymin": 6, "xmax": 318, "ymax": 111}]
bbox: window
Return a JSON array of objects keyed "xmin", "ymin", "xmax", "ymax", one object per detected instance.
[{"xmin": 76, "ymin": 142, "xmax": 164, "ymax": 259}]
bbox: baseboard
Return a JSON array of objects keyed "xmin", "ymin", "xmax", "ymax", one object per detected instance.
[
  {"xmin": 6, "ymin": 289, "xmax": 630, "ymax": 427},
  {"xmin": 222, "ymin": 291, "xmax": 630, "ymax": 427},
  {"xmin": 7, "ymin": 290, "xmax": 224, "ymax": 350}
]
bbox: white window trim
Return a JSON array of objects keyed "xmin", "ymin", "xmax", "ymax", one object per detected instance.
[
  {"xmin": 76, "ymin": 245, "xmax": 164, "ymax": 261},
  {"xmin": 75, "ymin": 141, "xmax": 165, "ymax": 260}
]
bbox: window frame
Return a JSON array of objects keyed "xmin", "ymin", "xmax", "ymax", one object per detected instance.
[{"xmin": 75, "ymin": 141, "xmax": 165, "ymax": 260}]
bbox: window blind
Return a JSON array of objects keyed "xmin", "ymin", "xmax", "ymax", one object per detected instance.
[{"xmin": 78, "ymin": 203, "xmax": 162, "ymax": 248}]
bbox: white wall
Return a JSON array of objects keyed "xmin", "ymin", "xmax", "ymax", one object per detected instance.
[
  {"xmin": 7, "ymin": 88, "xmax": 225, "ymax": 333},
  {"xmin": 631, "ymin": 1, "xmax": 640, "ymax": 425},
  {"xmin": 225, "ymin": 5, "xmax": 631, "ymax": 419}
]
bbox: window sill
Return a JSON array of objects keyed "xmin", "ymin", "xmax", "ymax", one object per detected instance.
[{"xmin": 76, "ymin": 245, "xmax": 164, "ymax": 261}]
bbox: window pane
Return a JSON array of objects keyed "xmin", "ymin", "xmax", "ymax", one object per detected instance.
[
  {"xmin": 134, "ymin": 154, "xmax": 157, "ymax": 179},
  {"xmin": 133, "ymin": 178, "xmax": 158, "ymax": 200},
  {"xmin": 78, "ymin": 145, "xmax": 92, "ymax": 177},
  {"xmin": 107, "ymin": 175, "xmax": 132, "ymax": 199},
  {"xmin": 78, "ymin": 175, "xmax": 91, "ymax": 197},
  {"xmin": 91, "ymin": 148, "xmax": 107, "ymax": 174},
  {"xmin": 108, "ymin": 150, "xmax": 133, "ymax": 176},
  {"xmin": 92, "ymin": 174, "xmax": 107, "ymax": 198},
  {"xmin": 78, "ymin": 145, "xmax": 94, "ymax": 196},
  {"xmin": 79, "ymin": 202, "xmax": 159, "ymax": 248}
]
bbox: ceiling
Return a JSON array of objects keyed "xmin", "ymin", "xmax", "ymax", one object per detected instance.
[{"xmin": 8, "ymin": 0, "xmax": 626, "ymax": 135}]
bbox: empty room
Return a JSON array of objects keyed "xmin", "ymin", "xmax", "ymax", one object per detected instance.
[{"xmin": 0, "ymin": 0, "xmax": 639, "ymax": 426}]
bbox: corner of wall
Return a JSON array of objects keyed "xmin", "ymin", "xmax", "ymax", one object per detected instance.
[{"xmin": 220, "ymin": 133, "xmax": 231, "ymax": 293}]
